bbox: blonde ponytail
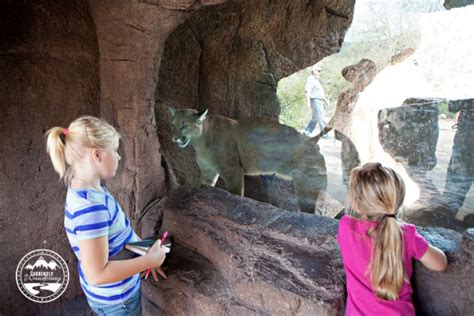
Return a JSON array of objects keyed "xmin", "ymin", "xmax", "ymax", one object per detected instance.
[
  {"xmin": 348, "ymin": 162, "xmax": 407, "ymax": 300},
  {"xmin": 370, "ymin": 216, "xmax": 405, "ymax": 300},
  {"xmin": 44, "ymin": 115, "xmax": 121, "ymax": 187},
  {"xmin": 45, "ymin": 126, "xmax": 70, "ymax": 184}
]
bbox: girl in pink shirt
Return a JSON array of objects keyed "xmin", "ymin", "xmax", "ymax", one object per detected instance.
[{"xmin": 337, "ymin": 162, "xmax": 448, "ymax": 315}]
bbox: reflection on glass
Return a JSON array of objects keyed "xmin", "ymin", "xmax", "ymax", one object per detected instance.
[{"xmin": 377, "ymin": 98, "xmax": 473, "ymax": 229}]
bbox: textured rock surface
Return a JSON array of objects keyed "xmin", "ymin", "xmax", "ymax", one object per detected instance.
[
  {"xmin": 444, "ymin": 0, "xmax": 474, "ymax": 9},
  {"xmin": 378, "ymin": 99, "xmax": 440, "ymax": 172},
  {"xmin": 88, "ymin": 0, "xmax": 180, "ymax": 230},
  {"xmin": 413, "ymin": 227, "xmax": 473, "ymax": 316},
  {"xmin": 328, "ymin": 58, "xmax": 377, "ymax": 186},
  {"xmin": 378, "ymin": 98, "xmax": 474, "ymax": 232},
  {"xmin": 142, "ymin": 186, "xmax": 474, "ymax": 315},
  {"xmin": 141, "ymin": 186, "xmax": 346, "ymax": 315},
  {"xmin": 87, "ymin": 0, "xmax": 228, "ymax": 224},
  {"xmin": 0, "ymin": 1, "xmax": 100, "ymax": 314}
]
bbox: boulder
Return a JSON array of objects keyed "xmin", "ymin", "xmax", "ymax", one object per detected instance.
[
  {"xmin": 142, "ymin": 186, "xmax": 345, "ymax": 315},
  {"xmin": 141, "ymin": 186, "xmax": 474, "ymax": 315}
]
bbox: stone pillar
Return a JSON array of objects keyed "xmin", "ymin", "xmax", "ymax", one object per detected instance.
[{"xmin": 89, "ymin": 1, "xmax": 184, "ymax": 226}]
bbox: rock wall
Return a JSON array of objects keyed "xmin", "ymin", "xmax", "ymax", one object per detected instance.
[
  {"xmin": 0, "ymin": 1, "xmax": 99, "ymax": 314},
  {"xmin": 142, "ymin": 186, "xmax": 346, "ymax": 315},
  {"xmin": 142, "ymin": 186, "xmax": 474, "ymax": 316},
  {"xmin": 0, "ymin": 0, "xmax": 226, "ymax": 313},
  {"xmin": 413, "ymin": 227, "xmax": 474, "ymax": 315},
  {"xmin": 444, "ymin": 0, "xmax": 474, "ymax": 9}
]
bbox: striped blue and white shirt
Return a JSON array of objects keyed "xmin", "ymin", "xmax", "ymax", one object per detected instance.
[{"xmin": 64, "ymin": 182, "xmax": 141, "ymax": 305}]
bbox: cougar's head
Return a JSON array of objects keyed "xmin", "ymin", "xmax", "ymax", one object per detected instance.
[{"xmin": 168, "ymin": 107, "xmax": 208, "ymax": 148}]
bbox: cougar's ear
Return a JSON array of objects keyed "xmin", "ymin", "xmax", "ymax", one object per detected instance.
[
  {"xmin": 168, "ymin": 106, "xmax": 177, "ymax": 117},
  {"xmin": 196, "ymin": 109, "xmax": 208, "ymax": 122}
]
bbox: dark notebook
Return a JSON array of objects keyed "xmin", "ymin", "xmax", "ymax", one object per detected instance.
[{"xmin": 110, "ymin": 235, "xmax": 171, "ymax": 260}]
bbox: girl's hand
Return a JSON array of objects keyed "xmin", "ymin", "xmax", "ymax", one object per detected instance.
[
  {"xmin": 145, "ymin": 239, "xmax": 167, "ymax": 268},
  {"xmin": 140, "ymin": 266, "xmax": 168, "ymax": 281}
]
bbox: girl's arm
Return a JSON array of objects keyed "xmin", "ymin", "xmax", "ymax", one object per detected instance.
[
  {"xmin": 419, "ymin": 244, "xmax": 448, "ymax": 272},
  {"xmin": 79, "ymin": 235, "xmax": 165, "ymax": 285}
]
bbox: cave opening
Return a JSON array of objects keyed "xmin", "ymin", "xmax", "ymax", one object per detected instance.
[
  {"xmin": 154, "ymin": 0, "xmax": 354, "ymax": 213},
  {"xmin": 277, "ymin": 0, "xmax": 474, "ymax": 229}
]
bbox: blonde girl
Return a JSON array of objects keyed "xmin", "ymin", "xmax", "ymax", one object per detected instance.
[
  {"xmin": 45, "ymin": 115, "xmax": 167, "ymax": 315},
  {"xmin": 337, "ymin": 162, "xmax": 447, "ymax": 315}
]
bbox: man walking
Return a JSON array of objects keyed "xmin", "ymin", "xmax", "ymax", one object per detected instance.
[{"xmin": 303, "ymin": 64, "xmax": 329, "ymax": 138}]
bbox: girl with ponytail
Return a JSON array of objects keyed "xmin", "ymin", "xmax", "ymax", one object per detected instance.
[
  {"xmin": 45, "ymin": 116, "xmax": 168, "ymax": 315},
  {"xmin": 337, "ymin": 162, "xmax": 448, "ymax": 315}
]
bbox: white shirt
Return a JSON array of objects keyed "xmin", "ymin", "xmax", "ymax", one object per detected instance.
[{"xmin": 305, "ymin": 75, "xmax": 325, "ymax": 99}]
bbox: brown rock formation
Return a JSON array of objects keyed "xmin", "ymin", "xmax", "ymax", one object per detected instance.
[
  {"xmin": 327, "ymin": 58, "xmax": 377, "ymax": 133},
  {"xmin": 141, "ymin": 186, "xmax": 346, "ymax": 315},
  {"xmin": 142, "ymin": 186, "xmax": 474, "ymax": 316},
  {"xmin": 0, "ymin": 1, "xmax": 100, "ymax": 314},
  {"xmin": 322, "ymin": 58, "xmax": 377, "ymax": 186}
]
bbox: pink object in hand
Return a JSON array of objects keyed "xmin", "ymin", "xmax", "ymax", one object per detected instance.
[{"xmin": 145, "ymin": 231, "xmax": 169, "ymax": 280}]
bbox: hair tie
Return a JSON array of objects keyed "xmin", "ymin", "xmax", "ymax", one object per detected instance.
[
  {"xmin": 63, "ymin": 128, "xmax": 69, "ymax": 136},
  {"xmin": 384, "ymin": 213, "xmax": 397, "ymax": 219}
]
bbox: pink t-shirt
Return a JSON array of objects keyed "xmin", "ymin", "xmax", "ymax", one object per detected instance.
[{"xmin": 337, "ymin": 214, "xmax": 429, "ymax": 316}]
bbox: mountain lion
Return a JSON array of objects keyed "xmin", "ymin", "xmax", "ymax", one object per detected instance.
[{"xmin": 169, "ymin": 107, "xmax": 327, "ymax": 212}]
